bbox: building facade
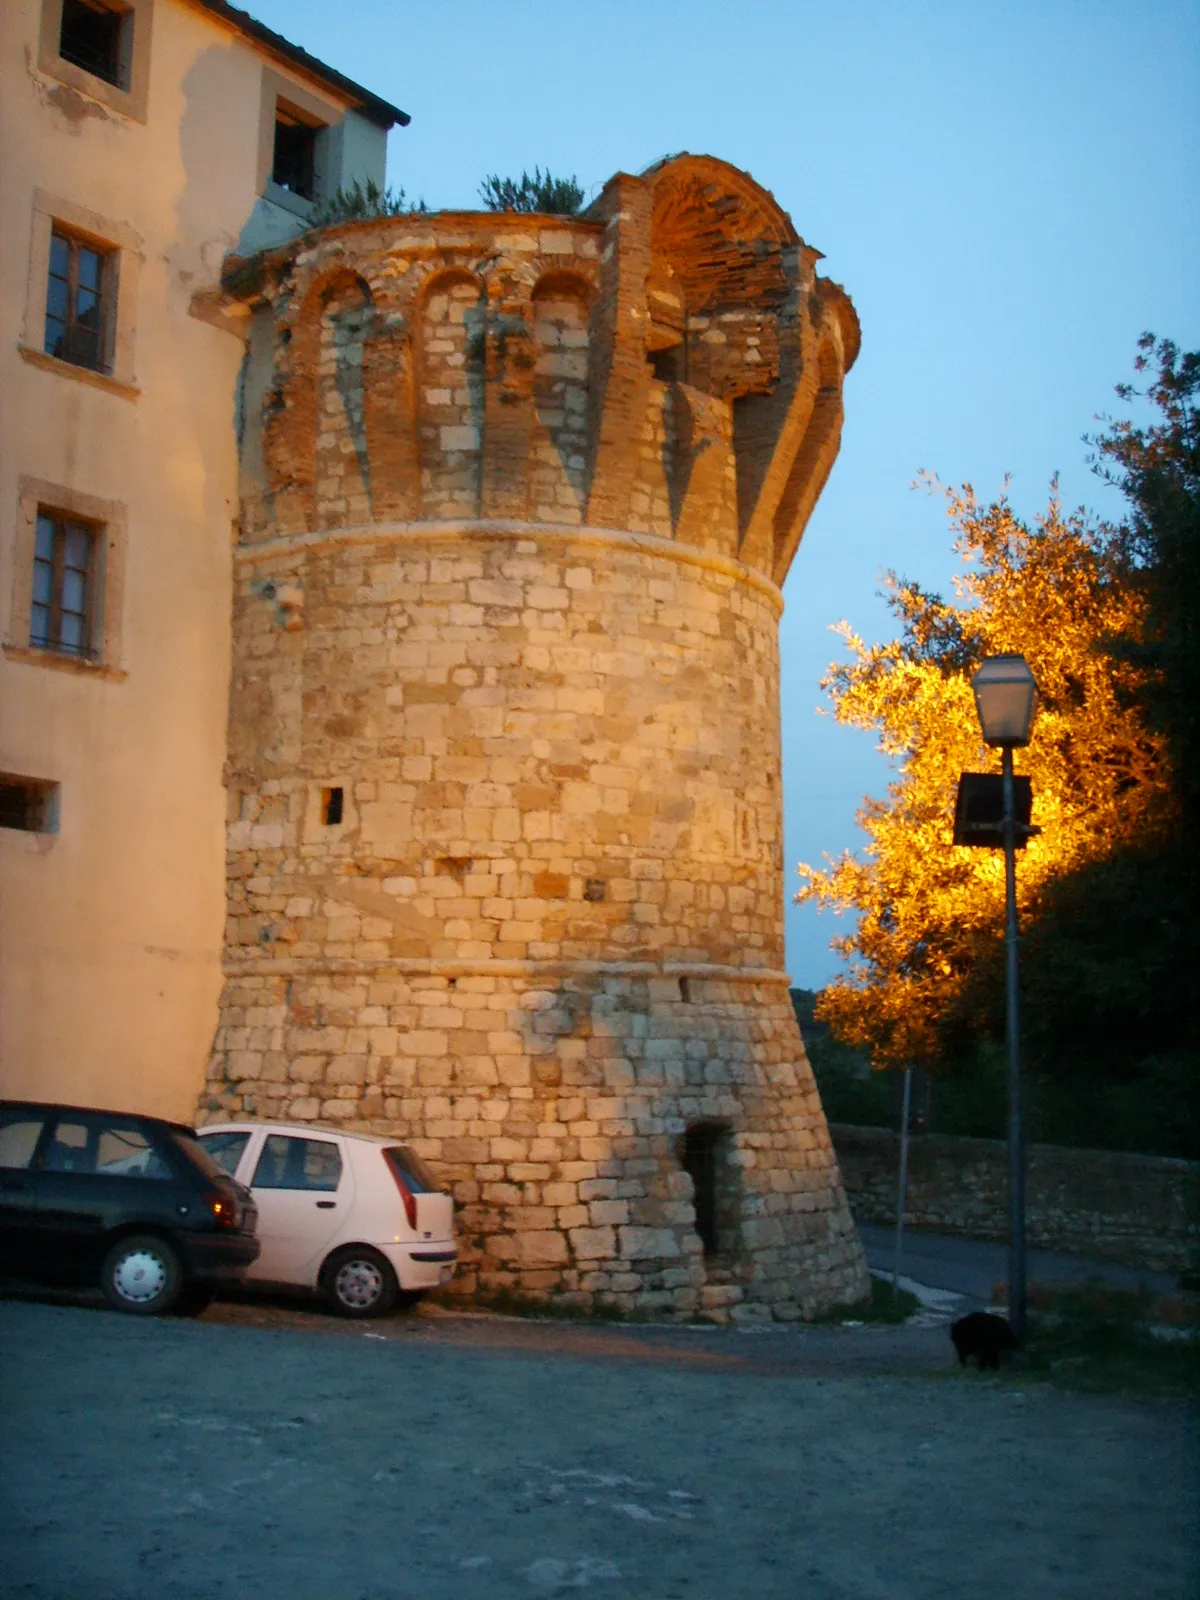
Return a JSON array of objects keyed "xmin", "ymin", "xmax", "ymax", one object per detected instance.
[
  {"xmin": 0, "ymin": 0, "xmax": 402, "ymax": 1119},
  {"xmin": 203, "ymin": 157, "xmax": 870, "ymax": 1317}
]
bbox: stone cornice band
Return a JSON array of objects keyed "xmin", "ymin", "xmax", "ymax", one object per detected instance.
[
  {"xmin": 223, "ymin": 954, "xmax": 792, "ymax": 984},
  {"xmin": 233, "ymin": 519, "xmax": 787, "ymax": 618}
]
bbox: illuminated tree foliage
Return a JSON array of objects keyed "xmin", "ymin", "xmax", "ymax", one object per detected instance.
[
  {"xmin": 799, "ymin": 341, "xmax": 1198, "ymax": 1153},
  {"xmin": 797, "ymin": 482, "xmax": 1172, "ymax": 1072}
]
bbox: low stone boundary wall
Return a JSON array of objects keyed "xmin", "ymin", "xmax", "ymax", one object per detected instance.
[{"xmin": 830, "ymin": 1124, "xmax": 1200, "ymax": 1276}]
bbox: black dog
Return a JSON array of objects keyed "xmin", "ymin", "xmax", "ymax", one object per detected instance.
[{"xmin": 951, "ymin": 1311, "xmax": 1018, "ymax": 1370}]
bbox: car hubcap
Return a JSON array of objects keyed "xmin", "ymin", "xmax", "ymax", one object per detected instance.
[
  {"xmin": 113, "ymin": 1249, "xmax": 167, "ymax": 1304},
  {"xmin": 335, "ymin": 1258, "xmax": 383, "ymax": 1309}
]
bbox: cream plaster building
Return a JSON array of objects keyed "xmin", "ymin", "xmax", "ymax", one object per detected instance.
[{"xmin": 0, "ymin": 0, "xmax": 405, "ymax": 1118}]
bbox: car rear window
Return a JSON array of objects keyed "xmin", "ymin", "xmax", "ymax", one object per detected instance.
[
  {"xmin": 44, "ymin": 1116, "xmax": 173, "ymax": 1179},
  {"xmin": 384, "ymin": 1146, "xmax": 443, "ymax": 1193},
  {"xmin": 0, "ymin": 1110, "xmax": 48, "ymax": 1170}
]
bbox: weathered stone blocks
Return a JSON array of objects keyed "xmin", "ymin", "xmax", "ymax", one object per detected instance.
[{"xmin": 206, "ymin": 155, "xmax": 869, "ymax": 1317}]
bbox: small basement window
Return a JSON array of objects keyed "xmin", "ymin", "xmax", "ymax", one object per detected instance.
[
  {"xmin": 272, "ymin": 105, "xmax": 319, "ymax": 201},
  {"xmin": 321, "ymin": 786, "xmax": 344, "ymax": 826},
  {"xmin": 58, "ymin": 0, "xmax": 131, "ymax": 89},
  {"xmin": 0, "ymin": 776, "xmax": 60, "ymax": 834}
]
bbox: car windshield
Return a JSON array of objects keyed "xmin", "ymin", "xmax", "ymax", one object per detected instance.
[{"xmin": 173, "ymin": 1130, "xmax": 230, "ymax": 1181}]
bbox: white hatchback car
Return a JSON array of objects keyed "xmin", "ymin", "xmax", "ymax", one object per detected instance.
[{"xmin": 196, "ymin": 1122, "xmax": 456, "ymax": 1317}]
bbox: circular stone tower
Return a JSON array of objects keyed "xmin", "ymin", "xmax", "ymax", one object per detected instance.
[{"xmin": 206, "ymin": 154, "xmax": 870, "ymax": 1319}]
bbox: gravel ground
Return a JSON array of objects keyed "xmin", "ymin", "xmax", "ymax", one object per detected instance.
[{"xmin": 1, "ymin": 1290, "xmax": 1196, "ymax": 1600}]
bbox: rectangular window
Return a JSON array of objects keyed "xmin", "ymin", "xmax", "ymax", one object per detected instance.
[
  {"xmin": 38, "ymin": 0, "xmax": 152, "ymax": 123},
  {"xmin": 252, "ymin": 1134, "xmax": 342, "ymax": 1192},
  {"xmin": 6, "ymin": 477, "xmax": 126, "ymax": 677},
  {"xmin": 43, "ymin": 1116, "xmax": 170, "ymax": 1178},
  {"xmin": 58, "ymin": 0, "xmax": 131, "ymax": 89},
  {"xmin": 0, "ymin": 776, "xmax": 61, "ymax": 835},
  {"xmin": 0, "ymin": 1109, "xmax": 49, "ymax": 1170},
  {"xmin": 272, "ymin": 105, "xmax": 319, "ymax": 201},
  {"xmin": 44, "ymin": 229, "xmax": 113, "ymax": 373},
  {"xmin": 31, "ymin": 510, "xmax": 97, "ymax": 658}
]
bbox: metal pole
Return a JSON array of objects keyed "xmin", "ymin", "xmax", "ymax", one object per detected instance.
[
  {"xmin": 892, "ymin": 1065, "xmax": 912, "ymax": 1301},
  {"xmin": 1001, "ymin": 745, "xmax": 1027, "ymax": 1341}
]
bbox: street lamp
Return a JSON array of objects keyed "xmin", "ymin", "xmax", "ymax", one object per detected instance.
[
  {"xmin": 972, "ymin": 654, "xmax": 1038, "ymax": 751},
  {"xmin": 968, "ymin": 653, "xmax": 1038, "ymax": 1341}
]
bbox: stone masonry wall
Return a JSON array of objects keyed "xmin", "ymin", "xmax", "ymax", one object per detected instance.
[
  {"xmin": 208, "ymin": 156, "xmax": 869, "ymax": 1318},
  {"xmin": 213, "ymin": 969, "xmax": 860, "ymax": 1320},
  {"xmin": 832, "ymin": 1125, "xmax": 1200, "ymax": 1276}
]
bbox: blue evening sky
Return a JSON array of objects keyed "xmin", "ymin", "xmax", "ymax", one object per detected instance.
[{"xmin": 243, "ymin": 0, "xmax": 1199, "ymax": 985}]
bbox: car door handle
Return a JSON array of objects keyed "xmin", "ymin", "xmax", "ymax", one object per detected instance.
[{"xmin": 315, "ymin": 1200, "xmax": 336, "ymax": 1209}]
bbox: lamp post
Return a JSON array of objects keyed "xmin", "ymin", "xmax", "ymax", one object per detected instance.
[{"xmin": 970, "ymin": 654, "xmax": 1038, "ymax": 1341}]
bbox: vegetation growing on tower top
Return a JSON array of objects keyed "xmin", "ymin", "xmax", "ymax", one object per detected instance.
[
  {"xmin": 478, "ymin": 168, "xmax": 585, "ymax": 215},
  {"xmin": 311, "ymin": 179, "xmax": 426, "ymax": 228}
]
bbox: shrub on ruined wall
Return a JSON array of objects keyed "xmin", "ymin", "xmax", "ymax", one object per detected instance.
[
  {"xmin": 478, "ymin": 167, "xmax": 584, "ymax": 214},
  {"xmin": 311, "ymin": 179, "xmax": 426, "ymax": 228}
]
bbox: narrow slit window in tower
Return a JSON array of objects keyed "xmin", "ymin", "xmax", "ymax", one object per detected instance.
[{"xmin": 321, "ymin": 786, "xmax": 344, "ymax": 826}]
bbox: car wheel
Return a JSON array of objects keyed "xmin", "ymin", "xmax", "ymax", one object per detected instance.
[
  {"xmin": 101, "ymin": 1234, "xmax": 183, "ymax": 1316},
  {"xmin": 323, "ymin": 1246, "xmax": 398, "ymax": 1318}
]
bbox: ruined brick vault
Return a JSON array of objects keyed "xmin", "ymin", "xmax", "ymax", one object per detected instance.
[{"xmin": 205, "ymin": 153, "xmax": 870, "ymax": 1318}]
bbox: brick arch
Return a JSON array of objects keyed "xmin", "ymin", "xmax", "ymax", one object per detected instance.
[
  {"xmin": 530, "ymin": 267, "xmax": 598, "ymax": 311},
  {"xmin": 260, "ymin": 268, "xmax": 379, "ymax": 536},
  {"xmin": 413, "ymin": 261, "xmax": 484, "ymax": 312},
  {"xmin": 529, "ymin": 272, "xmax": 593, "ymax": 523},
  {"xmin": 415, "ymin": 266, "xmax": 487, "ymax": 519},
  {"xmin": 648, "ymin": 154, "xmax": 796, "ymax": 327},
  {"xmin": 313, "ymin": 272, "xmax": 376, "ymax": 529}
]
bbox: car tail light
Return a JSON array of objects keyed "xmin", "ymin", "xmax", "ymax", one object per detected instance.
[
  {"xmin": 203, "ymin": 1187, "xmax": 240, "ymax": 1228},
  {"xmin": 382, "ymin": 1149, "xmax": 419, "ymax": 1230}
]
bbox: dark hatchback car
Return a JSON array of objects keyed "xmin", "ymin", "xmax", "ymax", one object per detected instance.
[{"xmin": 0, "ymin": 1100, "xmax": 259, "ymax": 1315}]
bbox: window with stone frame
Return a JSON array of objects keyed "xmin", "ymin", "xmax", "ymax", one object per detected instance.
[
  {"xmin": 38, "ymin": 0, "xmax": 153, "ymax": 123},
  {"xmin": 272, "ymin": 103, "xmax": 320, "ymax": 201},
  {"xmin": 57, "ymin": 0, "xmax": 133, "ymax": 89},
  {"xmin": 44, "ymin": 229, "xmax": 115, "ymax": 374},
  {"xmin": 31, "ymin": 509, "xmax": 98, "ymax": 659}
]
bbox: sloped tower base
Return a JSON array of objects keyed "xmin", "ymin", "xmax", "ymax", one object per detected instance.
[{"xmin": 215, "ymin": 965, "xmax": 862, "ymax": 1318}]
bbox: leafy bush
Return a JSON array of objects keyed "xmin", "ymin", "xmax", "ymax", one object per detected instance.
[
  {"xmin": 1014, "ymin": 1282, "xmax": 1200, "ymax": 1398},
  {"xmin": 311, "ymin": 179, "xmax": 426, "ymax": 228},
  {"xmin": 478, "ymin": 168, "xmax": 584, "ymax": 214},
  {"xmin": 793, "ymin": 988, "xmax": 895, "ymax": 1128},
  {"xmin": 795, "ymin": 987, "xmax": 1199, "ymax": 1156}
]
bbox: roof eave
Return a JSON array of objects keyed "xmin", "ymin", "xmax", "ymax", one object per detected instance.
[{"xmin": 187, "ymin": 0, "xmax": 410, "ymax": 128}]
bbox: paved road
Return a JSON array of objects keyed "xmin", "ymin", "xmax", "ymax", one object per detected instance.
[
  {"xmin": 1, "ymin": 1296, "xmax": 1196, "ymax": 1600},
  {"xmin": 857, "ymin": 1224, "xmax": 1180, "ymax": 1310}
]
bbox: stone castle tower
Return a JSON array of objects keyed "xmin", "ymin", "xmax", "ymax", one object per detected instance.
[{"xmin": 206, "ymin": 154, "xmax": 870, "ymax": 1319}]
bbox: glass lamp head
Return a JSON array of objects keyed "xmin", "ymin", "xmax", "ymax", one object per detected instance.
[{"xmin": 972, "ymin": 654, "xmax": 1038, "ymax": 747}]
